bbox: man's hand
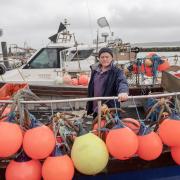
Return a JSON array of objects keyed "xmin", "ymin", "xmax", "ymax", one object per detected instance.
[{"xmin": 118, "ymin": 92, "xmax": 128, "ymax": 102}]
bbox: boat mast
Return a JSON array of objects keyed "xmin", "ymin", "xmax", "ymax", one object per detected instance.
[
  {"xmin": 57, "ymin": 19, "xmax": 72, "ymax": 44},
  {"xmin": 0, "ymin": 29, "xmax": 2, "ymax": 37}
]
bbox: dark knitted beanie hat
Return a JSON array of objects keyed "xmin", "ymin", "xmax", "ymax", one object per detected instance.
[{"xmin": 98, "ymin": 47, "xmax": 113, "ymax": 58}]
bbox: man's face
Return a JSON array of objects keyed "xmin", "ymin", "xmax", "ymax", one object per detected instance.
[{"xmin": 99, "ymin": 52, "xmax": 113, "ymax": 67}]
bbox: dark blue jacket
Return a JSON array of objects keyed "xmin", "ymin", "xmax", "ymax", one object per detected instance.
[{"xmin": 87, "ymin": 62, "xmax": 129, "ymax": 115}]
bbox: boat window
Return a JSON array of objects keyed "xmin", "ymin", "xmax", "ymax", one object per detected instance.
[
  {"xmin": 70, "ymin": 49, "xmax": 93, "ymax": 61},
  {"xmin": 24, "ymin": 48, "xmax": 59, "ymax": 69}
]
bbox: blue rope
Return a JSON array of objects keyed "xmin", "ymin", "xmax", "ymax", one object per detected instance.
[
  {"xmin": 113, "ymin": 97, "xmax": 124, "ymax": 128},
  {"xmin": 6, "ymin": 112, "xmax": 16, "ymax": 123},
  {"xmin": 113, "ymin": 97, "xmax": 120, "ymax": 122},
  {"xmin": 151, "ymin": 55, "xmax": 163, "ymax": 84},
  {"xmin": 132, "ymin": 97, "xmax": 150, "ymax": 135},
  {"xmin": 113, "ymin": 97, "xmax": 119, "ymax": 115},
  {"xmin": 29, "ymin": 113, "xmax": 41, "ymax": 128},
  {"xmin": 51, "ymin": 145, "xmax": 63, "ymax": 156},
  {"xmin": 132, "ymin": 97, "xmax": 141, "ymax": 121}
]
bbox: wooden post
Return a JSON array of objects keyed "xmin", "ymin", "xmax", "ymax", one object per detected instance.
[
  {"xmin": 97, "ymin": 100, "xmax": 102, "ymax": 137},
  {"xmin": 1, "ymin": 42, "xmax": 10, "ymax": 68}
]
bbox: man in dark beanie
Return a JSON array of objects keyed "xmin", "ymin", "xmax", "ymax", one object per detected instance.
[{"xmin": 87, "ymin": 47, "xmax": 129, "ymax": 118}]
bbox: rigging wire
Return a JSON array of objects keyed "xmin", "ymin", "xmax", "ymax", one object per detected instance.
[{"xmin": 86, "ymin": 0, "xmax": 94, "ymax": 44}]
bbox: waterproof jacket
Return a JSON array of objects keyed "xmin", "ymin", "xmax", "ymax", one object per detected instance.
[{"xmin": 87, "ymin": 62, "xmax": 129, "ymax": 115}]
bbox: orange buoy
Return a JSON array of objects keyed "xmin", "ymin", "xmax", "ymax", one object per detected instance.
[
  {"xmin": 106, "ymin": 127, "xmax": 138, "ymax": 160},
  {"xmin": 42, "ymin": 155, "xmax": 74, "ymax": 180},
  {"xmin": 23, "ymin": 125, "xmax": 56, "ymax": 159},
  {"xmin": 78, "ymin": 74, "xmax": 89, "ymax": 86},
  {"xmin": 157, "ymin": 60, "xmax": 170, "ymax": 71},
  {"xmin": 132, "ymin": 64, "xmax": 138, "ymax": 74},
  {"xmin": 6, "ymin": 159, "xmax": 42, "ymax": 180},
  {"xmin": 144, "ymin": 66, "xmax": 153, "ymax": 77},
  {"xmin": 122, "ymin": 118, "xmax": 140, "ymax": 134},
  {"xmin": 0, "ymin": 122, "xmax": 23, "ymax": 157},
  {"xmin": 71, "ymin": 78, "xmax": 78, "ymax": 86},
  {"xmin": 140, "ymin": 64, "xmax": 145, "ymax": 73},
  {"xmin": 137, "ymin": 131, "xmax": 163, "ymax": 161},
  {"xmin": 133, "ymin": 64, "xmax": 145, "ymax": 74},
  {"xmin": 144, "ymin": 59, "xmax": 153, "ymax": 67},
  {"xmin": 158, "ymin": 119, "xmax": 180, "ymax": 147},
  {"xmin": 171, "ymin": 146, "xmax": 180, "ymax": 165},
  {"xmin": 0, "ymin": 83, "xmax": 29, "ymax": 100}
]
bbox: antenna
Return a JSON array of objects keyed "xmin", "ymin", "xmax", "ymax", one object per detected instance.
[
  {"xmin": 0, "ymin": 29, "xmax": 3, "ymax": 37},
  {"xmin": 97, "ymin": 17, "xmax": 113, "ymax": 37}
]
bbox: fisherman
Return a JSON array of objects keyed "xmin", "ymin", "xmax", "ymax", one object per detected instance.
[{"xmin": 86, "ymin": 47, "xmax": 129, "ymax": 118}]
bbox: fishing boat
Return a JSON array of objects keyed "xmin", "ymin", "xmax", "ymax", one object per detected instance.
[
  {"xmin": 0, "ymin": 84, "xmax": 180, "ymax": 180},
  {"xmin": 0, "ymin": 55, "xmax": 179, "ymax": 180}
]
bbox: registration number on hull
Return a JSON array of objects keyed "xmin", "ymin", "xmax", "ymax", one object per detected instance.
[{"xmin": 38, "ymin": 74, "xmax": 52, "ymax": 79}]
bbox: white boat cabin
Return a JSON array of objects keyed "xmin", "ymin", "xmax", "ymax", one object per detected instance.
[{"xmin": 0, "ymin": 44, "xmax": 95, "ymax": 86}]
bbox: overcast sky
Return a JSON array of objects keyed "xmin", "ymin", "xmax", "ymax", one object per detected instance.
[{"xmin": 1, "ymin": 0, "xmax": 180, "ymax": 49}]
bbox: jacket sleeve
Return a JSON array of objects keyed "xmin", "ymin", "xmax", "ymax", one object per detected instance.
[{"xmin": 115, "ymin": 69, "xmax": 129, "ymax": 94}]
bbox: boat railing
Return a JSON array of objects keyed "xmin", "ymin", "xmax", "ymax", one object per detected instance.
[
  {"xmin": 0, "ymin": 91, "xmax": 179, "ymax": 139},
  {"xmin": 20, "ymin": 92, "xmax": 180, "ymax": 104},
  {"xmin": 0, "ymin": 92, "xmax": 179, "ymax": 134},
  {"xmin": 0, "ymin": 92, "xmax": 179, "ymax": 105}
]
